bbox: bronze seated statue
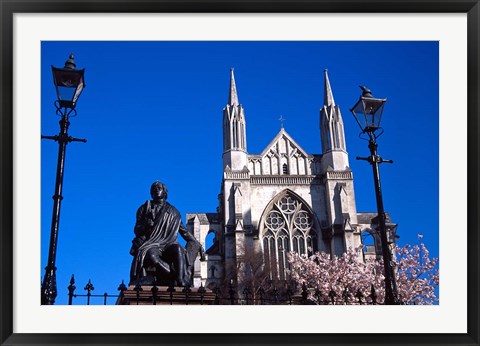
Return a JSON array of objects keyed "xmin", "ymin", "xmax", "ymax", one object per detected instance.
[{"xmin": 129, "ymin": 181, "xmax": 205, "ymax": 287}]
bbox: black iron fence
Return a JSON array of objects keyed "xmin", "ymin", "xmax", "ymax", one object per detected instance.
[
  {"xmin": 66, "ymin": 275, "xmax": 125, "ymax": 305},
  {"xmin": 65, "ymin": 275, "xmax": 384, "ymax": 305}
]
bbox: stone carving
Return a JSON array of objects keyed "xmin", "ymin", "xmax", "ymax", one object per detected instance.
[{"xmin": 129, "ymin": 181, "xmax": 205, "ymax": 286}]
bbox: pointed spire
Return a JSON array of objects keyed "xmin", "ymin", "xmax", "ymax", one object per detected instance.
[
  {"xmin": 223, "ymin": 67, "xmax": 247, "ymax": 169},
  {"xmin": 228, "ymin": 68, "xmax": 239, "ymax": 106},
  {"xmin": 324, "ymin": 69, "xmax": 335, "ymax": 107},
  {"xmin": 320, "ymin": 69, "xmax": 347, "ymax": 157}
]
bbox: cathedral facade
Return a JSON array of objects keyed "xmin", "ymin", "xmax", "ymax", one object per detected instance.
[{"xmin": 186, "ymin": 69, "xmax": 388, "ymax": 289}]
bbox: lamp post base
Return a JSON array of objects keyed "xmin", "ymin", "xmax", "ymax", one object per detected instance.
[{"xmin": 41, "ymin": 266, "xmax": 57, "ymax": 305}]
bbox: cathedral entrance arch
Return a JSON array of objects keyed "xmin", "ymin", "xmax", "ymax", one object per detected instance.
[{"xmin": 259, "ymin": 189, "xmax": 320, "ymax": 281}]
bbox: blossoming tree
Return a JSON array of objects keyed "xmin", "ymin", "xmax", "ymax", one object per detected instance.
[{"xmin": 287, "ymin": 238, "xmax": 439, "ymax": 305}]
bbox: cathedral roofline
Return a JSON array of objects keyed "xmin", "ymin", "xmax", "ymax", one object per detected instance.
[
  {"xmin": 257, "ymin": 128, "xmax": 310, "ymax": 158},
  {"xmin": 356, "ymin": 212, "xmax": 392, "ymax": 224},
  {"xmin": 186, "ymin": 213, "xmax": 220, "ymax": 225}
]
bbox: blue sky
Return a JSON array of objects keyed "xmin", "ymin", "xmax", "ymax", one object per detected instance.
[{"xmin": 41, "ymin": 41, "xmax": 439, "ymax": 305}]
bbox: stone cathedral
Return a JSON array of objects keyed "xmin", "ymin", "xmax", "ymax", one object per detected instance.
[{"xmin": 186, "ymin": 69, "xmax": 386, "ymax": 289}]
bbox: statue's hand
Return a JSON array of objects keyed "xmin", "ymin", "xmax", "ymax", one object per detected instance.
[
  {"xmin": 144, "ymin": 209, "xmax": 155, "ymax": 227},
  {"xmin": 130, "ymin": 235, "xmax": 146, "ymax": 255},
  {"xmin": 135, "ymin": 235, "xmax": 146, "ymax": 247}
]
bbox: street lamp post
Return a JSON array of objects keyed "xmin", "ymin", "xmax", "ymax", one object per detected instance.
[
  {"xmin": 350, "ymin": 86, "xmax": 399, "ymax": 305},
  {"xmin": 41, "ymin": 54, "xmax": 86, "ymax": 305}
]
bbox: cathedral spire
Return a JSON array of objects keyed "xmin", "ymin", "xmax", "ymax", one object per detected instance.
[
  {"xmin": 228, "ymin": 68, "xmax": 239, "ymax": 106},
  {"xmin": 223, "ymin": 69, "xmax": 247, "ymax": 170},
  {"xmin": 324, "ymin": 69, "xmax": 335, "ymax": 107},
  {"xmin": 320, "ymin": 70, "xmax": 348, "ymax": 167}
]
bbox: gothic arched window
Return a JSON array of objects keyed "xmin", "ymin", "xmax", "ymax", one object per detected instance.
[
  {"xmin": 262, "ymin": 192, "xmax": 318, "ymax": 280},
  {"xmin": 361, "ymin": 229, "xmax": 380, "ymax": 259}
]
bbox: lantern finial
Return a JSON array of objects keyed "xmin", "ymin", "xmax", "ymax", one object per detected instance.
[
  {"xmin": 360, "ymin": 85, "xmax": 373, "ymax": 98},
  {"xmin": 64, "ymin": 53, "xmax": 76, "ymax": 70}
]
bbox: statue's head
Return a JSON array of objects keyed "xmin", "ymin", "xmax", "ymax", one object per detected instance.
[{"xmin": 150, "ymin": 181, "xmax": 168, "ymax": 201}]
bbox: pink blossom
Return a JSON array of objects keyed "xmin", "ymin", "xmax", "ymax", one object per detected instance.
[{"xmin": 287, "ymin": 242, "xmax": 439, "ymax": 305}]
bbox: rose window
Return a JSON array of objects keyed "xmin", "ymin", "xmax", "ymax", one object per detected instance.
[{"xmin": 265, "ymin": 211, "xmax": 285, "ymax": 231}]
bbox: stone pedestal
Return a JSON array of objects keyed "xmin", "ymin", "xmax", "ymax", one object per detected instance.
[{"xmin": 116, "ymin": 285, "xmax": 216, "ymax": 305}]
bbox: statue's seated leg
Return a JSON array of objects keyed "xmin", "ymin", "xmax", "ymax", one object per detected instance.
[
  {"xmin": 145, "ymin": 248, "xmax": 172, "ymax": 285},
  {"xmin": 163, "ymin": 244, "xmax": 189, "ymax": 287}
]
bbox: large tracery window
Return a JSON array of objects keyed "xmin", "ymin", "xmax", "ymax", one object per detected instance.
[{"xmin": 262, "ymin": 193, "xmax": 318, "ymax": 280}]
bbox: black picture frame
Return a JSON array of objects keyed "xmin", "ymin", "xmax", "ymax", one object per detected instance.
[{"xmin": 1, "ymin": 1, "xmax": 478, "ymax": 345}]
